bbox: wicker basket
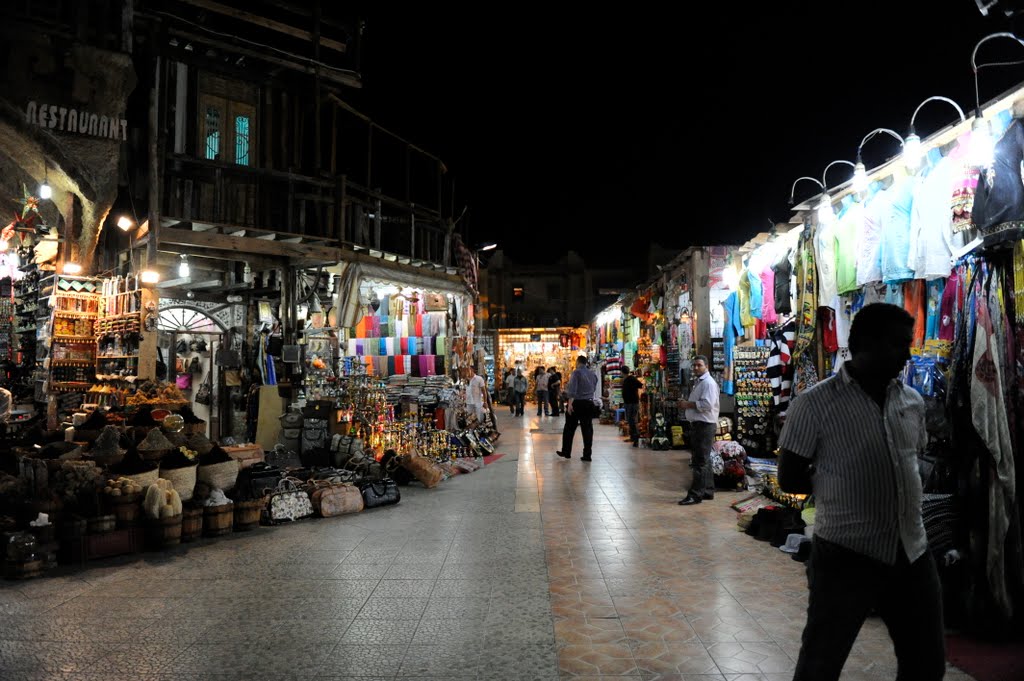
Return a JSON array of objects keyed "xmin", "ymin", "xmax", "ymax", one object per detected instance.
[
  {"xmin": 145, "ymin": 513, "xmax": 182, "ymax": 549},
  {"xmin": 159, "ymin": 464, "xmax": 197, "ymax": 502},
  {"xmin": 233, "ymin": 497, "xmax": 265, "ymax": 531},
  {"xmin": 197, "ymin": 460, "xmax": 239, "ymax": 492},
  {"xmin": 90, "ymin": 447, "xmax": 125, "ymax": 467},
  {"xmin": 139, "ymin": 447, "xmax": 173, "ymax": 462},
  {"xmin": 181, "ymin": 506, "xmax": 203, "ymax": 542},
  {"xmin": 203, "ymin": 503, "xmax": 234, "ymax": 537},
  {"xmin": 121, "ymin": 468, "xmax": 159, "ymax": 490}
]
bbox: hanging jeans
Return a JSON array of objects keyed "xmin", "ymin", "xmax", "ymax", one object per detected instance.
[{"xmin": 793, "ymin": 537, "xmax": 945, "ymax": 681}]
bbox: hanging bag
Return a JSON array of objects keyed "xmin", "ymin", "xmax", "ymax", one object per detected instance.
[
  {"xmin": 189, "ymin": 356, "xmax": 202, "ymax": 374},
  {"xmin": 176, "ymin": 373, "xmax": 192, "ymax": 391},
  {"xmin": 195, "ymin": 369, "xmax": 213, "ymax": 406}
]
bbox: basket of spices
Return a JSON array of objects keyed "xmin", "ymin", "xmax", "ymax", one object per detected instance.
[
  {"xmin": 138, "ymin": 428, "xmax": 176, "ymax": 463},
  {"xmin": 178, "ymin": 406, "xmax": 208, "ymax": 436},
  {"xmin": 109, "ymin": 451, "xmax": 160, "ymax": 489},
  {"xmin": 197, "ymin": 446, "xmax": 239, "ymax": 492},
  {"xmin": 89, "ymin": 426, "xmax": 126, "ymax": 467},
  {"xmin": 158, "ymin": 446, "xmax": 199, "ymax": 502},
  {"xmin": 185, "ymin": 432, "xmax": 214, "ymax": 457}
]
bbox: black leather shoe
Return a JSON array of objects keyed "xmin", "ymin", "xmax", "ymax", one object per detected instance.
[
  {"xmin": 581, "ymin": 456, "xmax": 592, "ymax": 462},
  {"xmin": 702, "ymin": 493, "xmax": 715, "ymax": 501},
  {"xmin": 632, "ymin": 441, "xmax": 639, "ymax": 448},
  {"xmin": 678, "ymin": 496, "xmax": 702, "ymax": 506},
  {"xmin": 556, "ymin": 450, "xmax": 570, "ymax": 459}
]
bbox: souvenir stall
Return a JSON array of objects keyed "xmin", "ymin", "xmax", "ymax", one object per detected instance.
[{"xmin": 495, "ymin": 327, "xmax": 585, "ymax": 406}]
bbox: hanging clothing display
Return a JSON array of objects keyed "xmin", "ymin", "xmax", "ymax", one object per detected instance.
[
  {"xmin": 881, "ymin": 173, "xmax": 916, "ymax": 284},
  {"xmin": 766, "ymin": 320, "xmax": 797, "ymax": 409},
  {"xmin": 773, "ymin": 248, "xmax": 793, "ymax": 314},
  {"xmin": 760, "ymin": 267, "xmax": 777, "ymax": 325}
]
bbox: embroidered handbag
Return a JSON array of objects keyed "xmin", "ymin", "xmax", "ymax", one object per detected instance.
[
  {"xmin": 401, "ymin": 454, "xmax": 444, "ymax": 489},
  {"xmin": 265, "ymin": 477, "xmax": 314, "ymax": 523},
  {"xmin": 309, "ymin": 480, "xmax": 364, "ymax": 517},
  {"xmin": 358, "ymin": 477, "xmax": 401, "ymax": 509}
]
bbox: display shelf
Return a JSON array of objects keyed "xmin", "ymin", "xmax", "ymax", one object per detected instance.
[{"xmin": 53, "ymin": 336, "xmax": 96, "ymax": 342}]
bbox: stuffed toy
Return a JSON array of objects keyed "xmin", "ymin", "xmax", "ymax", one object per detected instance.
[{"xmin": 650, "ymin": 413, "xmax": 671, "ymax": 451}]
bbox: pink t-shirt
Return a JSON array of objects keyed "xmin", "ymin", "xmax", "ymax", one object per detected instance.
[{"xmin": 760, "ymin": 268, "xmax": 778, "ymax": 325}]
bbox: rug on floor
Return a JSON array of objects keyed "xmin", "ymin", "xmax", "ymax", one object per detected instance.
[{"xmin": 946, "ymin": 631, "xmax": 1024, "ymax": 681}]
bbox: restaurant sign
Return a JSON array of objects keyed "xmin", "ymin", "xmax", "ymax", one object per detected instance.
[{"xmin": 25, "ymin": 101, "xmax": 127, "ymax": 141}]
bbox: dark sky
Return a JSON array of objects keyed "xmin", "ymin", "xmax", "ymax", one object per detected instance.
[{"xmin": 352, "ymin": 2, "xmax": 1024, "ymax": 266}]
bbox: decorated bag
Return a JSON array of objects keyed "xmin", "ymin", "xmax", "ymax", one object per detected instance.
[
  {"xmin": 401, "ymin": 454, "xmax": 444, "ymax": 489},
  {"xmin": 358, "ymin": 477, "xmax": 401, "ymax": 509},
  {"xmin": 264, "ymin": 477, "xmax": 313, "ymax": 523},
  {"xmin": 310, "ymin": 480, "xmax": 364, "ymax": 517},
  {"xmin": 176, "ymin": 373, "xmax": 192, "ymax": 390}
]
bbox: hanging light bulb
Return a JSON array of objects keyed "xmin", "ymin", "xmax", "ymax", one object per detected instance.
[
  {"xmin": 140, "ymin": 270, "xmax": 160, "ymax": 284},
  {"xmin": 903, "ymin": 130, "xmax": 923, "ymax": 170},
  {"xmin": 178, "ymin": 254, "xmax": 190, "ymax": 278},
  {"xmin": 117, "ymin": 215, "xmax": 133, "ymax": 231},
  {"xmin": 971, "ymin": 110, "xmax": 995, "ymax": 168},
  {"xmin": 38, "ymin": 182, "xmax": 51, "ymax": 200},
  {"xmin": 852, "ymin": 157, "xmax": 869, "ymax": 194},
  {"xmin": 817, "ymin": 194, "xmax": 835, "ymax": 223},
  {"xmin": 64, "ymin": 262, "xmax": 82, "ymax": 275}
]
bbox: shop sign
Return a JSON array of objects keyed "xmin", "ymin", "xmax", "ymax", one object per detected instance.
[{"xmin": 24, "ymin": 101, "xmax": 128, "ymax": 142}]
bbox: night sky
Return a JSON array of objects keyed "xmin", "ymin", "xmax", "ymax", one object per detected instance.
[{"xmin": 353, "ymin": 2, "xmax": 1024, "ymax": 266}]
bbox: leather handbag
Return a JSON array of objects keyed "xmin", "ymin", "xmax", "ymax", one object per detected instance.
[
  {"xmin": 195, "ymin": 371, "xmax": 213, "ymax": 406},
  {"xmin": 236, "ymin": 462, "xmax": 282, "ymax": 501},
  {"xmin": 310, "ymin": 481, "xmax": 364, "ymax": 517},
  {"xmin": 265, "ymin": 477, "xmax": 314, "ymax": 523},
  {"xmin": 189, "ymin": 356, "xmax": 202, "ymax": 374},
  {"xmin": 401, "ymin": 454, "xmax": 444, "ymax": 489},
  {"xmin": 359, "ymin": 477, "xmax": 401, "ymax": 509},
  {"xmin": 302, "ymin": 419, "xmax": 329, "ymax": 452},
  {"xmin": 224, "ymin": 369, "xmax": 242, "ymax": 387},
  {"xmin": 215, "ymin": 347, "xmax": 241, "ymax": 367}
]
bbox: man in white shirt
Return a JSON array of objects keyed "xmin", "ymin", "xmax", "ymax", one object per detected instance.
[
  {"xmin": 535, "ymin": 367, "xmax": 551, "ymax": 417},
  {"xmin": 465, "ymin": 366, "xmax": 488, "ymax": 425},
  {"xmin": 678, "ymin": 356, "xmax": 719, "ymax": 505}
]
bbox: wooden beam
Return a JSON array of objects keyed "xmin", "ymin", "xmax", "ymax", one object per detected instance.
[
  {"xmin": 160, "ymin": 225, "xmax": 342, "ymax": 263},
  {"xmin": 176, "ymin": 0, "xmax": 347, "ymax": 52}
]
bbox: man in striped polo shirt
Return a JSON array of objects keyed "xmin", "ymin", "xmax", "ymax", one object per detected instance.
[{"xmin": 778, "ymin": 303, "xmax": 944, "ymax": 681}]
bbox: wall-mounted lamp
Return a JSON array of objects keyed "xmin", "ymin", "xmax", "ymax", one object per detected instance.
[
  {"xmin": 140, "ymin": 270, "xmax": 160, "ymax": 285},
  {"xmin": 821, "ymin": 160, "xmax": 857, "ymax": 190},
  {"xmin": 178, "ymin": 254, "xmax": 190, "ymax": 278},
  {"xmin": 38, "ymin": 160, "xmax": 51, "ymax": 200},
  {"xmin": 816, "ymin": 194, "xmax": 835, "ymax": 224},
  {"xmin": 64, "ymin": 262, "xmax": 82, "ymax": 275},
  {"xmin": 854, "ymin": 128, "xmax": 905, "ymax": 193},
  {"xmin": 117, "ymin": 215, "xmax": 134, "ymax": 231},
  {"xmin": 788, "ymin": 176, "xmax": 826, "ymax": 207},
  {"xmin": 904, "ymin": 96, "xmax": 967, "ymax": 169},
  {"xmin": 970, "ymin": 32, "xmax": 1024, "ymax": 167}
]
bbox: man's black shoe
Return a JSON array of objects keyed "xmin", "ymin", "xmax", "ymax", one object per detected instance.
[
  {"xmin": 678, "ymin": 496, "xmax": 702, "ymax": 506},
  {"xmin": 702, "ymin": 493, "xmax": 715, "ymax": 500},
  {"xmin": 632, "ymin": 441, "xmax": 639, "ymax": 448},
  {"xmin": 556, "ymin": 450, "xmax": 570, "ymax": 459},
  {"xmin": 581, "ymin": 456, "xmax": 592, "ymax": 462}
]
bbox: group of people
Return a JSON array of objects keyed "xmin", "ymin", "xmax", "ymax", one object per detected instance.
[{"xmin": 502, "ymin": 365, "xmax": 563, "ymax": 417}]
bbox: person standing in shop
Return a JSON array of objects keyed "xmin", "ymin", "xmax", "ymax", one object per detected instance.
[
  {"xmin": 548, "ymin": 367, "xmax": 562, "ymax": 416},
  {"xmin": 535, "ymin": 366, "xmax": 551, "ymax": 416},
  {"xmin": 621, "ymin": 366, "xmax": 644, "ymax": 447},
  {"xmin": 464, "ymin": 365, "xmax": 489, "ymax": 426},
  {"xmin": 503, "ymin": 367, "xmax": 516, "ymax": 412},
  {"xmin": 778, "ymin": 303, "xmax": 943, "ymax": 681},
  {"xmin": 557, "ymin": 355, "xmax": 600, "ymax": 461},
  {"xmin": 512, "ymin": 369, "xmax": 528, "ymax": 417},
  {"xmin": 677, "ymin": 356, "xmax": 719, "ymax": 505}
]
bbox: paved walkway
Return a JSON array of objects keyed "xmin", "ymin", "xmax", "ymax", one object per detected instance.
[{"xmin": 0, "ymin": 411, "xmax": 975, "ymax": 680}]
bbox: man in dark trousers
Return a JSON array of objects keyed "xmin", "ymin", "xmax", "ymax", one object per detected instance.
[
  {"xmin": 621, "ymin": 366, "xmax": 643, "ymax": 447},
  {"xmin": 548, "ymin": 367, "xmax": 562, "ymax": 416},
  {"xmin": 556, "ymin": 355, "xmax": 599, "ymax": 461},
  {"xmin": 677, "ymin": 355, "xmax": 718, "ymax": 504},
  {"xmin": 778, "ymin": 303, "xmax": 944, "ymax": 681}
]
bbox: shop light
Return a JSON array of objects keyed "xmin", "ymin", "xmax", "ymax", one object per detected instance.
[
  {"xmin": 38, "ymin": 182, "xmax": 51, "ymax": 200},
  {"xmin": 64, "ymin": 262, "xmax": 82, "ymax": 275},
  {"xmin": 117, "ymin": 215, "xmax": 134, "ymax": 231},
  {"xmin": 817, "ymin": 194, "xmax": 835, "ymax": 223},
  {"xmin": 904, "ymin": 96, "xmax": 966, "ymax": 170},
  {"xmin": 854, "ymin": 128, "xmax": 904, "ymax": 194},
  {"xmin": 479, "ymin": 243, "xmax": 497, "ymax": 251},
  {"xmin": 821, "ymin": 160, "xmax": 856, "ymax": 190},
  {"xmin": 178, "ymin": 254, "xmax": 190, "ymax": 278},
  {"xmin": 140, "ymin": 269, "xmax": 160, "ymax": 284},
  {"xmin": 852, "ymin": 158, "xmax": 869, "ymax": 194},
  {"xmin": 787, "ymin": 176, "xmax": 825, "ymax": 207},
  {"xmin": 970, "ymin": 110, "xmax": 995, "ymax": 168}
]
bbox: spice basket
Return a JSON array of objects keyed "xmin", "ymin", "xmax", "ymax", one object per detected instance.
[
  {"xmin": 159, "ymin": 465, "xmax": 197, "ymax": 502},
  {"xmin": 203, "ymin": 503, "xmax": 234, "ymax": 536},
  {"xmin": 197, "ymin": 460, "xmax": 239, "ymax": 492},
  {"xmin": 121, "ymin": 468, "xmax": 159, "ymax": 489},
  {"xmin": 233, "ymin": 498, "xmax": 265, "ymax": 531},
  {"xmin": 181, "ymin": 506, "xmax": 203, "ymax": 542}
]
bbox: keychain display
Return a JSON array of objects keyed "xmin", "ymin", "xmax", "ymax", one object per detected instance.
[{"xmin": 734, "ymin": 345, "xmax": 773, "ymax": 455}]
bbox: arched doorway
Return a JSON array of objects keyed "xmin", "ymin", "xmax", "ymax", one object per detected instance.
[{"xmin": 158, "ymin": 306, "xmax": 229, "ymax": 440}]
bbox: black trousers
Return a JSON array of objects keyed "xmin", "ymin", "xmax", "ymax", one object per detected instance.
[
  {"xmin": 561, "ymin": 399, "xmax": 595, "ymax": 457},
  {"xmin": 793, "ymin": 537, "xmax": 945, "ymax": 681},
  {"xmin": 549, "ymin": 388, "xmax": 560, "ymax": 415},
  {"xmin": 687, "ymin": 421, "xmax": 715, "ymax": 497}
]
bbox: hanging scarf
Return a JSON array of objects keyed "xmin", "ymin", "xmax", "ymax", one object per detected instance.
[
  {"xmin": 793, "ymin": 228, "xmax": 817, "ymax": 360},
  {"xmin": 971, "ymin": 267, "xmax": 1017, "ymax": 617}
]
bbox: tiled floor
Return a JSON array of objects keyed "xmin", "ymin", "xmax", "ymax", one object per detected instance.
[{"xmin": 0, "ymin": 411, "xmax": 977, "ymax": 680}]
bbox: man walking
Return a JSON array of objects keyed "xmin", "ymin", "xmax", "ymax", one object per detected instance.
[
  {"xmin": 535, "ymin": 366, "xmax": 551, "ymax": 416},
  {"xmin": 778, "ymin": 303, "xmax": 944, "ymax": 681},
  {"xmin": 464, "ymin": 365, "xmax": 489, "ymax": 426},
  {"xmin": 512, "ymin": 369, "xmax": 528, "ymax": 417},
  {"xmin": 557, "ymin": 355, "xmax": 599, "ymax": 461},
  {"xmin": 677, "ymin": 355, "xmax": 719, "ymax": 505},
  {"xmin": 548, "ymin": 367, "xmax": 562, "ymax": 416},
  {"xmin": 621, "ymin": 366, "xmax": 643, "ymax": 447}
]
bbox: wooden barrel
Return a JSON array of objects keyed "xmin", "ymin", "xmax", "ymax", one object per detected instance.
[
  {"xmin": 109, "ymin": 495, "xmax": 142, "ymax": 528},
  {"xmin": 203, "ymin": 503, "xmax": 234, "ymax": 537},
  {"xmin": 233, "ymin": 498, "xmax": 264, "ymax": 531},
  {"xmin": 4, "ymin": 559, "xmax": 44, "ymax": 579},
  {"xmin": 87, "ymin": 515, "xmax": 116, "ymax": 534},
  {"xmin": 145, "ymin": 514, "xmax": 182, "ymax": 549},
  {"xmin": 180, "ymin": 507, "xmax": 203, "ymax": 542}
]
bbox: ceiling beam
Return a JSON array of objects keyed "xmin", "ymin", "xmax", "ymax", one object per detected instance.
[
  {"xmin": 176, "ymin": 0, "xmax": 347, "ymax": 52},
  {"xmin": 159, "ymin": 226, "xmax": 342, "ymax": 264}
]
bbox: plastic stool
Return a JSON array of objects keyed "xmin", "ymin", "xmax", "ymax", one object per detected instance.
[{"xmin": 614, "ymin": 408, "xmax": 625, "ymax": 423}]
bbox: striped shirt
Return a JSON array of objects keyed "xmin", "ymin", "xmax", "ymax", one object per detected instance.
[
  {"xmin": 685, "ymin": 373, "xmax": 720, "ymax": 424},
  {"xmin": 778, "ymin": 364, "xmax": 928, "ymax": 565}
]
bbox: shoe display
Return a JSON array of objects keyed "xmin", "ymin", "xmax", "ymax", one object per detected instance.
[{"xmin": 678, "ymin": 496, "xmax": 702, "ymax": 506}]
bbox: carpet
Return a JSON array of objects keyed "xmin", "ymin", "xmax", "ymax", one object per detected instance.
[
  {"xmin": 946, "ymin": 632, "xmax": 1024, "ymax": 681},
  {"xmin": 730, "ymin": 493, "xmax": 776, "ymax": 513},
  {"xmin": 448, "ymin": 453, "xmax": 506, "ymax": 476}
]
